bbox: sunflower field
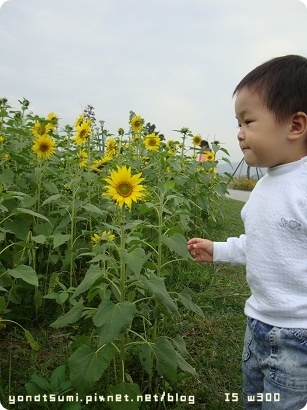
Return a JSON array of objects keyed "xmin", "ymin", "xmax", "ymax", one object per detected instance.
[{"xmin": 0, "ymin": 97, "xmax": 230, "ymax": 409}]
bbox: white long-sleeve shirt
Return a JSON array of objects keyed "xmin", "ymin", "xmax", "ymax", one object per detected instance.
[{"xmin": 213, "ymin": 157, "xmax": 307, "ymax": 328}]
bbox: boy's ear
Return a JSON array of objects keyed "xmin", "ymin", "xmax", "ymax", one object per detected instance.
[{"xmin": 288, "ymin": 111, "xmax": 307, "ymax": 140}]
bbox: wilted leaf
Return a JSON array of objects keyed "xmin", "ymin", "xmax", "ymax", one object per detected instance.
[{"xmin": 24, "ymin": 329, "xmax": 40, "ymax": 351}]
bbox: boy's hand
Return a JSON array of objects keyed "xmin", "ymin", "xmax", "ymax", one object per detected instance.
[{"xmin": 187, "ymin": 238, "xmax": 214, "ymax": 262}]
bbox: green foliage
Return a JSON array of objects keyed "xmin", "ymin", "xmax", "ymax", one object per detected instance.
[
  {"xmin": 25, "ymin": 365, "xmax": 81, "ymax": 409},
  {"xmin": 0, "ymin": 99, "xmax": 231, "ymax": 406},
  {"xmin": 68, "ymin": 344, "xmax": 116, "ymax": 393}
]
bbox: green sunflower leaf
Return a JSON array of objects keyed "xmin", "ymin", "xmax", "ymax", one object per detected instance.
[{"xmin": 93, "ymin": 299, "xmax": 136, "ymax": 345}]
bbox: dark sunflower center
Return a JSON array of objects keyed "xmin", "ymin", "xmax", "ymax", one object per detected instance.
[
  {"xmin": 117, "ymin": 183, "xmax": 133, "ymax": 197},
  {"xmin": 148, "ymin": 139, "xmax": 156, "ymax": 146},
  {"xmin": 79, "ymin": 130, "xmax": 87, "ymax": 138},
  {"xmin": 40, "ymin": 144, "xmax": 49, "ymax": 152}
]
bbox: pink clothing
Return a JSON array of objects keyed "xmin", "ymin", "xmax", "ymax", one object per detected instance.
[{"xmin": 198, "ymin": 153, "xmax": 205, "ymax": 162}]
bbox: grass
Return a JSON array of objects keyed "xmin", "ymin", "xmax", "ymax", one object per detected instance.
[
  {"xmin": 173, "ymin": 197, "xmax": 249, "ymax": 410},
  {"xmin": 0, "ymin": 197, "xmax": 250, "ymax": 409}
]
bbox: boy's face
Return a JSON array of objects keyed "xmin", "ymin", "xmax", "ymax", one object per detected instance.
[{"xmin": 234, "ymin": 87, "xmax": 292, "ymax": 168}]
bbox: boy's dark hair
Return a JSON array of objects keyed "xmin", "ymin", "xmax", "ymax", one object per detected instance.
[{"xmin": 233, "ymin": 54, "xmax": 307, "ymax": 123}]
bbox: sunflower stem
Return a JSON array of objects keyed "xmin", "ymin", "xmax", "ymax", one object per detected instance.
[
  {"xmin": 181, "ymin": 133, "xmax": 186, "ymax": 158},
  {"xmin": 119, "ymin": 206, "xmax": 126, "ymax": 302},
  {"xmin": 119, "ymin": 206, "xmax": 126, "ymax": 382},
  {"xmin": 35, "ymin": 160, "xmax": 43, "ymax": 214},
  {"xmin": 157, "ymin": 193, "xmax": 164, "ymax": 279},
  {"xmin": 148, "ymin": 190, "xmax": 165, "ymax": 389},
  {"xmin": 69, "ymin": 184, "xmax": 77, "ymax": 288}
]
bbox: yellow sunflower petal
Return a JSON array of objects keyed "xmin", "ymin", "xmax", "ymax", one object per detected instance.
[
  {"xmin": 144, "ymin": 133, "xmax": 160, "ymax": 151},
  {"xmin": 130, "ymin": 115, "xmax": 143, "ymax": 133},
  {"xmin": 32, "ymin": 135, "xmax": 56, "ymax": 159},
  {"xmin": 103, "ymin": 165, "xmax": 146, "ymax": 208}
]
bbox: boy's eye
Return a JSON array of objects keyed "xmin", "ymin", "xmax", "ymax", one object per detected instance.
[{"xmin": 237, "ymin": 120, "xmax": 253, "ymax": 128}]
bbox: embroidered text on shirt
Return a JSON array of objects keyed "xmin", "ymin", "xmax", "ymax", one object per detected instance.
[{"xmin": 279, "ymin": 218, "xmax": 302, "ymax": 231}]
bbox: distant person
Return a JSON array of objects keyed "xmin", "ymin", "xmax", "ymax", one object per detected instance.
[
  {"xmin": 198, "ymin": 140, "xmax": 216, "ymax": 173},
  {"xmin": 188, "ymin": 55, "xmax": 307, "ymax": 409},
  {"xmin": 198, "ymin": 140, "xmax": 211, "ymax": 162}
]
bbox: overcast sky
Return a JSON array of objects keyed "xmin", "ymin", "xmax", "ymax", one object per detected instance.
[{"xmin": 1, "ymin": 0, "xmax": 307, "ymax": 162}]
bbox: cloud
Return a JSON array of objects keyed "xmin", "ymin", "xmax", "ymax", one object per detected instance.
[
  {"xmin": 297, "ymin": 0, "xmax": 307, "ymax": 7},
  {"xmin": 0, "ymin": 0, "xmax": 307, "ymax": 162},
  {"xmin": 0, "ymin": 0, "xmax": 10, "ymax": 10}
]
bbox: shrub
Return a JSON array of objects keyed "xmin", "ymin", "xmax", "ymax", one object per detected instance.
[{"xmin": 232, "ymin": 177, "xmax": 257, "ymax": 191}]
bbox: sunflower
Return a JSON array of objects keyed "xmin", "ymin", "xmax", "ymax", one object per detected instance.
[
  {"xmin": 73, "ymin": 119, "xmax": 92, "ymax": 145},
  {"xmin": 166, "ymin": 139, "xmax": 179, "ymax": 155},
  {"xmin": 204, "ymin": 151, "xmax": 215, "ymax": 162},
  {"xmin": 166, "ymin": 140, "xmax": 173, "ymax": 149},
  {"xmin": 192, "ymin": 134, "xmax": 202, "ymax": 146},
  {"xmin": 78, "ymin": 159, "xmax": 87, "ymax": 168},
  {"xmin": 74, "ymin": 114, "xmax": 84, "ymax": 128},
  {"xmin": 77, "ymin": 149, "xmax": 88, "ymax": 168},
  {"xmin": 77, "ymin": 150, "xmax": 88, "ymax": 159},
  {"xmin": 144, "ymin": 133, "xmax": 160, "ymax": 151},
  {"xmin": 77, "ymin": 150, "xmax": 88, "ymax": 167},
  {"xmin": 130, "ymin": 115, "xmax": 143, "ymax": 133},
  {"xmin": 0, "ymin": 136, "xmax": 4, "ymax": 143},
  {"xmin": 103, "ymin": 165, "xmax": 146, "ymax": 209},
  {"xmin": 132, "ymin": 134, "xmax": 141, "ymax": 143},
  {"xmin": 106, "ymin": 138, "xmax": 116, "ymax": 156},
  {"xmin": 46, "ymin": 112, "xmax": 59, "ymax": 130},
  {"xmin": 91, "ymin": 156, "xmax": 111, "ymax": 172},
  {"xmin": 32, "ymin": 121, "xmax": 53, "ymax": 138},
  {"xmin": 180, "ymin": 127, "xmax": 189, "ymax": 134},
  {"xmin": 32, "ymin": 135, "xmax": 56, "ymax": 159},
  {"xmin": 91, "ymin": 230, "xmax": 115, "ymax": 246}
]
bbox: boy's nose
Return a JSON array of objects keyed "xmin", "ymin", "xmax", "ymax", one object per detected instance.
[{"xmin": 237, "ymin": 129, "xmax": 245, "ymax": 141}]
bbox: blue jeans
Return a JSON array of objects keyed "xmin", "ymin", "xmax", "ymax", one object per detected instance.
[{"xmin": 242, "ymin": 317, "xmax": 307, "ymax": 409}]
